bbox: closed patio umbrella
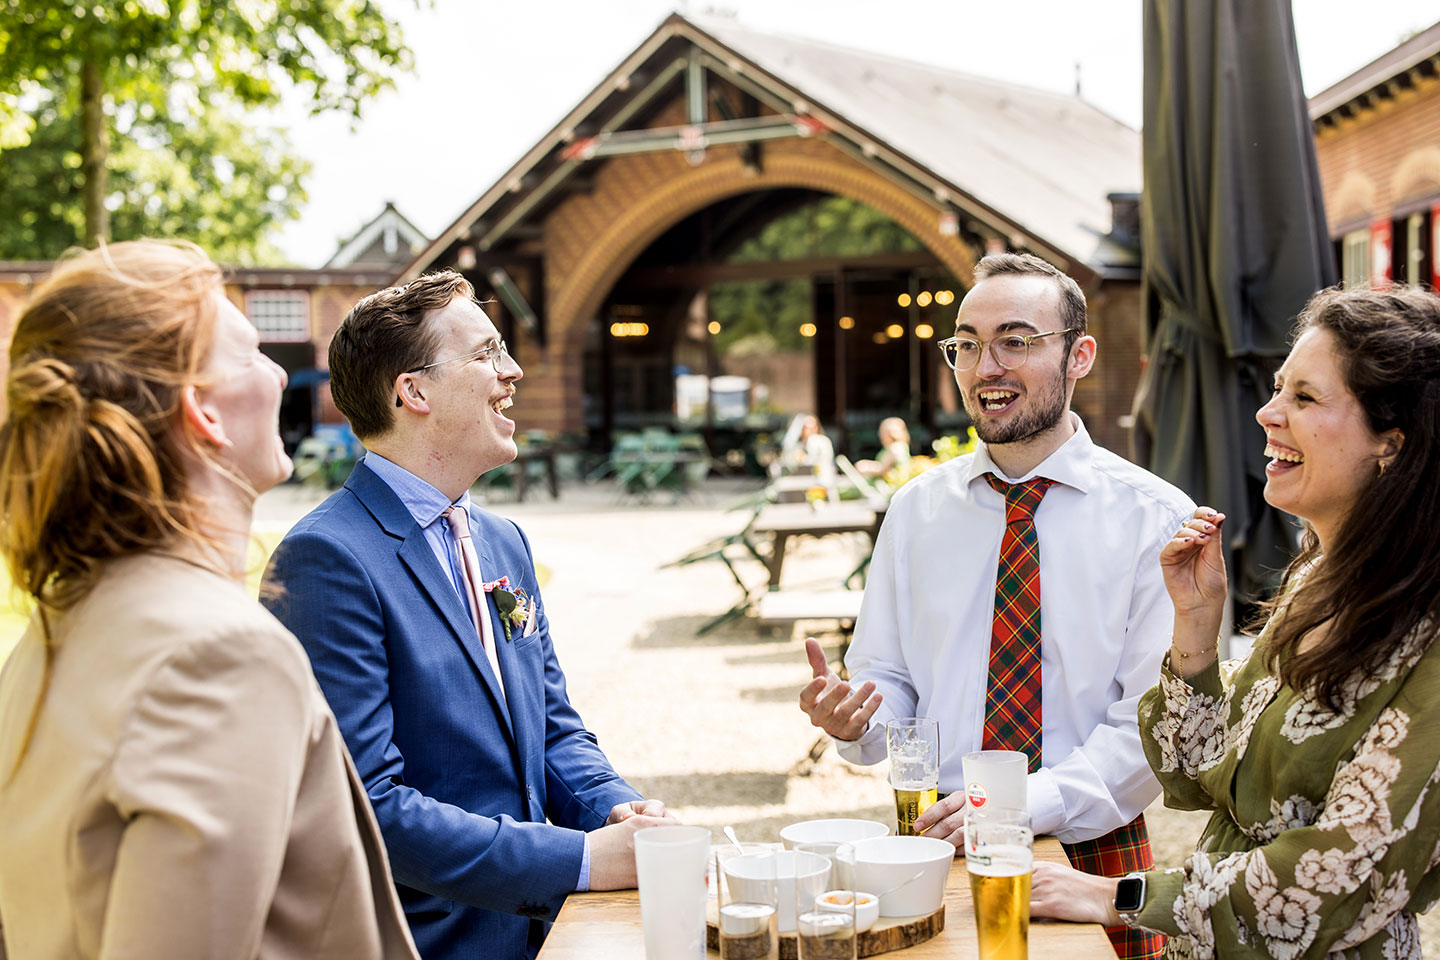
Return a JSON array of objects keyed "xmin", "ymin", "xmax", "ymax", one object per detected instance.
[{"xmin": 1132, "ymin": 0, "xmax": 1336, "ymax": 609}]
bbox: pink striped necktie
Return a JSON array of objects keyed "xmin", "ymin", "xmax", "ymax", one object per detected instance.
[{"xmin": 444, "ymin": 504, "xmax": 506, "ymax": 701}]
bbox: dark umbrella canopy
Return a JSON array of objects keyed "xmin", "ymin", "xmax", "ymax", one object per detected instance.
[{"xmin": 1133, "ymin": 0, "xmax": 1336, "ymax": 605}]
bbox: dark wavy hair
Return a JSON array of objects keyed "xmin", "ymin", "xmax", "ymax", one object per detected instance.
[{"xmin": 1261, "ymin": 285, "xmax": 1440, "ymax": 710}]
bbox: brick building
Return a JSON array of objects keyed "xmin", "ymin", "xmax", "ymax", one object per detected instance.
[
  {"xmin": 3, "ymin": 14, "xmax": 1161, "ymax": 459},
  {"xmin": 1312, "ymin": 18, "xmax": 1440, "ymax": 287}
]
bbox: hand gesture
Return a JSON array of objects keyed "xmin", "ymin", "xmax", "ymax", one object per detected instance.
[
  {"xmin": 797, "ymin": 637, "xmax": 881, "ymax": 742},
  {"xmin": 1159, "ymin": 507, "xmax": 1228, "ymax": 625}
]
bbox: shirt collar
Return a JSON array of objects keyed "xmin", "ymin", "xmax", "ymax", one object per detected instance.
[
  {"xmin": 962, "ymin": 412, "xmax": 1096, "ymax": 495},
  {"xmin": 361, "ymin": 451, "xmax": 471, "ymax": 528}
]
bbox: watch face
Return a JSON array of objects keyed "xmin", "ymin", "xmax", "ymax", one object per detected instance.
[{"xmin": 1115, "ymin": 876, "xmax": 1145, "ymax": 913}]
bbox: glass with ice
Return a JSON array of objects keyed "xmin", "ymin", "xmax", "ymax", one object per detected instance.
[{"xmin": 885, "ymin": 717, "xmax": 939, "ymax": 836}]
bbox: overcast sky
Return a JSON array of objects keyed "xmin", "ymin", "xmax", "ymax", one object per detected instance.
[{"xmin": 268, "ymin": 0, "xmax": 1439, "ymax": 266}]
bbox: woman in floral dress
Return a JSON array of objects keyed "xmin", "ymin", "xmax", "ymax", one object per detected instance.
[{"xmin": 1030, "ymin": 285, "xmax": 1440, "ymax": 959}]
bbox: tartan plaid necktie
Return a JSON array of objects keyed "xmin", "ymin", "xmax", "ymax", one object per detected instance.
[{"xmin": 982, "ymin": 474, "xmax": 1053, "ymax": 774}]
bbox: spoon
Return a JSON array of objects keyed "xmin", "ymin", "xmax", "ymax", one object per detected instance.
[
  {"xmin": 867, "ymin": 868, "xmax": 928, "ymax": 900},
  {"xmin": 722, "ymin": 825, "xmax": 745, "ymax": 853}
]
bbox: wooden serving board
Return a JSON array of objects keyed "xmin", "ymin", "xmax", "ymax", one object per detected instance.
[{"xmin": 705, "ymin": 901, "xmax": 945, "ymax": 958}]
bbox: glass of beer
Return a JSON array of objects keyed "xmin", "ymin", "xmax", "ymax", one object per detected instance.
[
  {"xmin": 964, "ymin": 808, "xmax": 1033, "ymax": 960},
  {"xmin": 886, "ymin": 717, "xmax": 939, "ymax": 836},
  {"xmin": 716, "ymin": 848, "xmax": 780, "ymax": 960}
]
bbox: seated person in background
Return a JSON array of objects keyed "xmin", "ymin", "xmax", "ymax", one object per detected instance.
[
  {"xmin": 0, "ymin": 240, "xmax": 416, "ymax": 959},
  {"xmin": 1032, "ymin": 285, "xmax": 1440, "ymax": 960},
  {"xmin": 783, "ymin": 413, "xmax": 838, "ymax": 499},
  {"xmin": 856, "ymin": 416, "xmax": 912, "ymax": 479}
]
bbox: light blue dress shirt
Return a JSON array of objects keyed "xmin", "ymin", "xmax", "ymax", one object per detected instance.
[{"xmin": 362, "ymin": 451, "xmax": 593, "ymax": 891}]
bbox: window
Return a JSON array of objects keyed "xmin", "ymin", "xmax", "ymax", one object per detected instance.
[
  {"xmin": 244, "ymin": 291, "xmax": 310, "ymax": 342},
  {"xmin": 1341, "ymin": 230, "xmax": 1370, "ymax": 287}
]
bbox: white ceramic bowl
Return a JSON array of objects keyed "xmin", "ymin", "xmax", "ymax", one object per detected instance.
[
  {"xmin": 814, "ymin": 890, "xmax": 880, "ymax": 933},
  {"xmin": 851, "ymin": 836, "xmax": 954, "ymax": 918},
  {"xmin": 779, "ymin": 818, "xmax": 890, "ymax": 850},
  {"xmin": 723, "ymin": 850, "xmax": 830, "ymax": 933}
]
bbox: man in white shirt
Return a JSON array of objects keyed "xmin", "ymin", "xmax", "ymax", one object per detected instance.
[{"xmin": 798, "ymin": 252, "xmax": 1193, "ymax": 960}]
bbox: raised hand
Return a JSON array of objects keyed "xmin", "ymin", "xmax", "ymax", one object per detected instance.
[
  {"xmin": 1159, "ymin": 507, "xmax": 1228, "ymax": 625},
  {"xmin": 797, "ymin": 637, "xmax": 882, "ymax": 742}
]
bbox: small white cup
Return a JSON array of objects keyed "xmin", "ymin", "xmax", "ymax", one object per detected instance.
[
  {"xmin": 724, "ymin": 849, "xmax": 830, "ymax": 933},
  {"xmin": 634, "ymin": 826, "xmax": 710, "ymax": 960}
]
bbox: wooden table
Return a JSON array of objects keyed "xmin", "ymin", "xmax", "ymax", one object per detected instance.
[
  {"xmin": 536, "ymin": 837, "xmax": 1114, "ymax": 959},
  {"xmin": 751, "ymin": 503, "xmax": 883, "ymax": 588}
]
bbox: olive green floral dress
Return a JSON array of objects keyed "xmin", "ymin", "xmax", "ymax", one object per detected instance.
[{"xmin": 1132, "ymin": 620, "xmax": 1440, "ymax": 959}]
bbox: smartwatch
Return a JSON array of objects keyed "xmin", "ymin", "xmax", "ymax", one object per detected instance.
[{"xmin": 1114, "ymin": 872, "xmax": 1146, "ymax": 919}]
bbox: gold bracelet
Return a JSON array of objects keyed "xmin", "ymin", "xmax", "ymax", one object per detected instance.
[{"xmin": 1170, "ymin": 637, "xmax": 1219, "ymax": 673}]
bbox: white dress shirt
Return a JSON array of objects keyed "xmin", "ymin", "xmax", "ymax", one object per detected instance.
[{"xmin": 837, "ymin": 416, "xmax": 1195, "ymax": 843}]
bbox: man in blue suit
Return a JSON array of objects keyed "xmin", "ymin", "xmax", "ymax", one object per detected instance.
[{"xmin": 263, "ymin": 271, "xmax": 674, "ymax": 960}]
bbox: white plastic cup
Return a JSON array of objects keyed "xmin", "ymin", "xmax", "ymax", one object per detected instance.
[
  {"xmin": 961, "ymin": 749, "xmax": 1027, "ymax": 813},
  {"xmin": 634, "ymin": 826, "xmax": 710, "ymax": 960}
]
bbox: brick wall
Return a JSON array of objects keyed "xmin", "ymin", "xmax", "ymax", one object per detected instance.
[{"xmin": 1316, "ymin": 75, "xmax": 1440, "ymax": 226}]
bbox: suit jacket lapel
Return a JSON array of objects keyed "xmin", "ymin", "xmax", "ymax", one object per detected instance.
[{"xmin": 349, "ymin": 460, "xmax": 516, "ymax": 742}]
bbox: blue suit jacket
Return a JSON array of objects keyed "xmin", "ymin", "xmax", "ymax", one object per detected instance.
[{"xmin": 262, "ymin": 460, "xmax": 641, "ymax": 960}]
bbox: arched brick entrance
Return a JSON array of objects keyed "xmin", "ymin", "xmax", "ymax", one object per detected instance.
[{"xmin": 521, "ymin": 137, "xmax": 975, "ymax": 434}]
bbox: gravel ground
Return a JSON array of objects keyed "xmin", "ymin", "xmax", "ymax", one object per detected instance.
[{"xmin": 256, "ymin": 477, "xmax": 1437, "ymax": 951}]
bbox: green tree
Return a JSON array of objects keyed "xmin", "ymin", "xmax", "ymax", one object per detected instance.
[{"xmin": 0, "ymin": 0, "xmax": 414, "ymax": 258}]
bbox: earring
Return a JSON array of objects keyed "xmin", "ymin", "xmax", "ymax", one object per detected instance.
[
  {"xmin": 395, "ymin": 395, "xmax": 403, "ymax": 407},
  {"xmin": 1378, "ymin": 460, "xmax": 1389, "ymax": 477}
]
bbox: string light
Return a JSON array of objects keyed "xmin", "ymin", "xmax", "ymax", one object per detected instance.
[
  {"xmin": 838, "ymin": 316, "xmax": 855, "ymax": 329},
  {"xmin": 897, "ymin": 293, "xmax": 912, "ymax": 308},
  {"xmin": 707, "ymin": 320, "xmax": 721, "ymax": 335},
  {"xmin": 799, "ymin": 322, "xmax": 817, "ymax": 338},
  {"xmin": 915, "ymin": 323, "xmax": 935, "ymax": 339},
  {"xmin": 917, "ymin": 291, "xmax": 933, "ymax": 307},
  {"xmin": 609, "ymin": 322, "xmax": 649, "ymax": 337},
  {"xmin": 886, "ymin": 324, "xmax": 904, "ymax": 338}
]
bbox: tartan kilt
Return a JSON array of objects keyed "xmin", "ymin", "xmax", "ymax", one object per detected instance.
[{"xmin": 1061, "ymin": 814, "xmax": 1166, "ymax": 960}]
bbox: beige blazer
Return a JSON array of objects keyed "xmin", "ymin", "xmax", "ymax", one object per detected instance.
[{"xmin": 0, "ymin": 553, "xmax": 418, "ymax": 960}]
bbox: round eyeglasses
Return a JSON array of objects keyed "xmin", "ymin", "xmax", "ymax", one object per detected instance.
[
  {"xmin": 406, "ymin": 339, "xmax": 510, "ymax": 375},
  {"xmin": 937, "ymin": 329, "xmax": 1072, "ymax": 372}
]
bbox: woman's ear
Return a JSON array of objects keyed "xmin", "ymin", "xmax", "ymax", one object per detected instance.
[
  {"xmin": 181, "ymin": 384, "xmax": 228, "ymax": 448},
  {"xmin": 1378, "ymin": 428, "xmax": 1404, "ymax": 462}
]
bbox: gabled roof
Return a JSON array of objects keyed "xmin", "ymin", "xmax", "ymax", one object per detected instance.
[
  {"xmin": 1310, "ymin": 18, "xmax": 1440, "ymax": 124},
  {"xmin": 403, "ymin": 13, "xmax": 1139, "ymax": 280},
  {"xmin": 325, "ymin": 201, "xmax": 429, "ymax": 270},
  {"xmin": 694, "ymin": 16, "xmax": 1139, "ymax": 270}
]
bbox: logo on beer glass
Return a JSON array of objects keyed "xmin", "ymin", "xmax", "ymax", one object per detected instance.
[{"xmin": 965, "ymin": 780, "xmax": 989, "ymax": 809}]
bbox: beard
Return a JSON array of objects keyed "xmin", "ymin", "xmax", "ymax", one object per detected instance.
[{"xmin": 963, "ymin": 363, "xmax": 1069, "ymax": 446}]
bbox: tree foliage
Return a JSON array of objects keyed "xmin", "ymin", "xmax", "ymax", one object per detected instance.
[
  {"xmin": 709, "ymin": 196, "xmax": 923, "ymax": 353},
  {"xmin": 0, "ymin": 0, "xmax": 415, "ymax": 260}
]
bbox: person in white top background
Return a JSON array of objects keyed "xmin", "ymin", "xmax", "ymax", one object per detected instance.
[{"xmin": 797, "ymin": 252, "xmax": 1195, "ymax": 960}]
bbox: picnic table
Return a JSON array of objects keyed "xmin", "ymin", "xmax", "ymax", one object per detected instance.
[
  {"xmin": 751, "ymin": 502, "xmax": 884, "ymax": 589},
  {"xmin": 535, "ymin": 835, "xmax": 1115, "ymax": 959}
]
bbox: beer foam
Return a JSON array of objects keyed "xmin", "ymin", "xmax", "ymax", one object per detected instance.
[{"xmin": 965, "ymin": 845, "xmax": 1032, "ymax": 877}]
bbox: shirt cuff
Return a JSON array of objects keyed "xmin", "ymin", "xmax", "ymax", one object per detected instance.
[
  {"xmin": 577, "ymin": 833, "xmax": 591, "ymax": 892},
  {"xmin": 1026, "ymin": 766, "xmax": 1066, "ymax": 838},
  {"xmin": 1160, "ymin": 650, "xmax": 1224, "ymax": 700},
  {"xmin": 1132, "ymin": 868, "xmax": 1185, "ymax": 938},
  {"xmin": 832, "ymin": 721, "xmax": 887, "ymax": 765}
]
